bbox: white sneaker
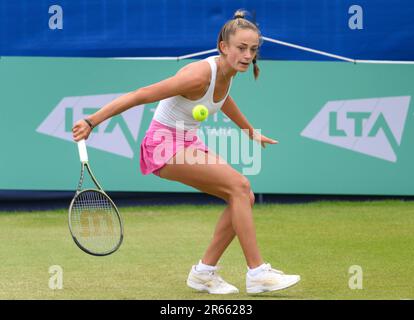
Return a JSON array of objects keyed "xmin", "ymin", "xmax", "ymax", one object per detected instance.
[
  {"xmin": 246, "ymin": 263, "xmax": 300, "ymax": 294},
  {"xmin": 186, "ymin": 265, "xmax": 239, "ymax": 294}
]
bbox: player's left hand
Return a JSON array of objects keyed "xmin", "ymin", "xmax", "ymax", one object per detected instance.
[{"xmin": 251, "ymin": 131, "xmax": 279, "ymax": 148}]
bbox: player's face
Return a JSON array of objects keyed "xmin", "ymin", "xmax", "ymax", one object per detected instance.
[{"xmin": 222, "ymin": 29, "xmax": 260, "ymax": 72}]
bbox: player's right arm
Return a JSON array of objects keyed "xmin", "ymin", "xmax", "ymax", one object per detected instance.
[{"xmin": 72, "ymin": 62, "xmax": 209, "ymax": 141}]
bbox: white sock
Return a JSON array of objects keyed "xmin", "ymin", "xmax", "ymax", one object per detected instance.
[
  {"xmin": 195, "ymin": 260, "xmax": 217, "ymax": 272},
  {"xmin": 247, "ymin": 263, "xmax": 267, "ymax": 277}
]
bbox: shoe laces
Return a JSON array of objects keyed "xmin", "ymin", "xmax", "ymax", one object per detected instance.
[
  {"xmin": 208, "ymin": 268, "xmax": 226, "ymax": 285},
  {"xmin": 263, "ymin": 263, "xmax": 284, "ymax": 275}
]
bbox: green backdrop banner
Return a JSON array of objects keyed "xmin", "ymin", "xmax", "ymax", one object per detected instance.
[{"xmin": 1, "ymin": 57, "xmax": 413, "ymax": 195}]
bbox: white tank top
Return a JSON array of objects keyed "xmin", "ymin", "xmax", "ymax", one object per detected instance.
[{"xmin": 153, "ymin": 55, "xmax": 233, "ymax": 130}]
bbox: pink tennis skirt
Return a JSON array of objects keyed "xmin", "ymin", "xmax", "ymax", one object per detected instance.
[{"xmin": 140, "ymin": 119, "xmax": 209, "ymax": 176}]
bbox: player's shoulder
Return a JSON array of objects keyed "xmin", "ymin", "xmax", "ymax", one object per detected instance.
[{"xmin": 176, "ymin": 59, "xmax": 211, "ymax": 84}]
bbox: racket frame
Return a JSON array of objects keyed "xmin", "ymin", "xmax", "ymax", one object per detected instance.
[{"xmin": 68, "ymin": 141, "xmax": 124, "ymax": 256}]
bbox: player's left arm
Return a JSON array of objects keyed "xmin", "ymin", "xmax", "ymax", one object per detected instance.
[{"xmin": 221, "ymin": 95, "xmax": 278, "ymax": 148}]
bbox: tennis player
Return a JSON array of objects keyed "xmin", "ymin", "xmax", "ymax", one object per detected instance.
[{"xmin": 72, "ymin": 10, "xmax": 300, "ymax": 294}]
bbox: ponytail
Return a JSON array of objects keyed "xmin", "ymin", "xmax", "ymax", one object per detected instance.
[{"xmin": 253, "ymin": 58, "xmax": 260, "ymax": 80}]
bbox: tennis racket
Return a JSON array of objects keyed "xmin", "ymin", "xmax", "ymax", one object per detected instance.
[{"xmin": 68, "ymin": 139, "xmax": 124, "ymax": 256}]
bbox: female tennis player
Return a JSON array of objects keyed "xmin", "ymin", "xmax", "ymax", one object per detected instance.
[{"xmin": 72, "ymin": 10, "xmax": 300, "ymax": 294}]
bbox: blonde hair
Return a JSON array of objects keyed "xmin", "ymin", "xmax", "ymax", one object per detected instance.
[{"xmin": 217, "ymin": 9, "xmax": 262, "ymax": 79}]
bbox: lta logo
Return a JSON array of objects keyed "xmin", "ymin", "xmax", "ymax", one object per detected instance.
[{"xmin": 301, "ymin": 96, "xmax": 411, "ymax": 162}]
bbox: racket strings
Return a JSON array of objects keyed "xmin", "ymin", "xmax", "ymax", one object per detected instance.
[{"xmin": 70, "ymin": 190, "xmax": 121, "ymax": 254}]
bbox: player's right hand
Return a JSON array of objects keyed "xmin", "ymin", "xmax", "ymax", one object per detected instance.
[{"xmin": 72, "ymin": 119, "xmax": 92, "ymax": 142}]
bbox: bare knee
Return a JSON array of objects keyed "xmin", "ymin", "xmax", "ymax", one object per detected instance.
[{"xmin": 227, "ymin": 176, "xmax": 251, "ymax": 203}]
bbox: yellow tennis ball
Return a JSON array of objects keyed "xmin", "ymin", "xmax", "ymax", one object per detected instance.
[{"xmin": 192, "ymin": 104, "xmax": 209, "ymax": 122}]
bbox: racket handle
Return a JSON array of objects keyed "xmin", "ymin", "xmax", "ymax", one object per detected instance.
[{"xmin": 77, "ymin": 139, "xmax": 89, "ymax": 163}]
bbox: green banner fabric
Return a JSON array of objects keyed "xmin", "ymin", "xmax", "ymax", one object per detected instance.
[{"xmin": 1, "ymin": 57, "xmax": 413, "ymax": 195}]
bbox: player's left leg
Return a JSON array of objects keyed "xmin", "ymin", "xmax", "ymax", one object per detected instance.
[{"xmin": 201, "ymin": 190, "xmax": 255, "ymax": 266}]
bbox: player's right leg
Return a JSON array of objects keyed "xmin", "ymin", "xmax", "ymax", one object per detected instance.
[{"xmin": 159, "ymin": 147, "xmax": 263, "ymax": 268}]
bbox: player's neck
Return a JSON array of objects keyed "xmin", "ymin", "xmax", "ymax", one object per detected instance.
[{"xmin": 218, "ymin": 56, "xmax": 236, "ymax": 81}]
